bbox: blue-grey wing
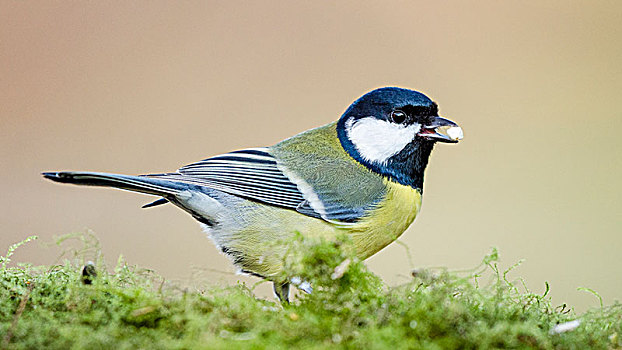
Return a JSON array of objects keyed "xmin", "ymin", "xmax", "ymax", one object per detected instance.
[
  {"xmin": 144, "ymin": 147, "xmax": 383, "ymax": 223},
  {"xmin": 268, "ymin": 123, "xmax": 388, "ymax": 224},
  {"xmin": 143, "ymin": 148, "xmax": 324, "ymax": 219}
]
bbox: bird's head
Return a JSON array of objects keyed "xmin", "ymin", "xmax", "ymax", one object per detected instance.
[{"xmin": 337, "ymin": 87, "xmax": 462, "ymax": 189}]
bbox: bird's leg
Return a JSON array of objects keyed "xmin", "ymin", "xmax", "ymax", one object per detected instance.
[{"xmin": 273, "ymin": 282, "xmax": 290, "ymax": 303}]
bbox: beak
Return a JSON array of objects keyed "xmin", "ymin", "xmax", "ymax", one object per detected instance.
[{"xmin": 417, "ymin": 116, "xmax": 463, "ymax": 143}]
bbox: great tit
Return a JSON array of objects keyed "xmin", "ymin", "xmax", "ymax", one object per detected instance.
[{"xmin": 43, "ymin": 87, "xmax": 462, "ymax": 301}]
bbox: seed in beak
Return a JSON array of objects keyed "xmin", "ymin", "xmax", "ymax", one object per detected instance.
[{"xmin": 445, "ymin": 126, "xmax": 463, "ymax": 141}]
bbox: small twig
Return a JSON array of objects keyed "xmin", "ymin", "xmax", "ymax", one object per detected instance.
[
  {"xmin": 394, "ymin": 240, "xmax": 414, "ymax": 270},
  {"xmin": 3, "ymin": 282, "xmax": 35, "ymax": 347},
  {"xmin": 577, "ymin": 287, "xmax": 604, "ymax": 309}
]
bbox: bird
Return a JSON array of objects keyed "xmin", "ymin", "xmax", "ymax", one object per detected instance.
[{"xmin": 42, "ymin": 87, "xmax": 463, "ymax": 302}]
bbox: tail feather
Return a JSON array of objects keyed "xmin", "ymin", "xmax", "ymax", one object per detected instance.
[
  {"xmin": 42, "ymin": 171, "xmax": 187, "ymax": 198},
  {"xmin": 141, "ymin": 198, "xmax": 169, "ymax": 208}
]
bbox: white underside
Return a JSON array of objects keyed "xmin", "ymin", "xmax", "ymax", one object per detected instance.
[{"xmin": 176, "ymin": 190, "xmax": 229, "ymax": 250}]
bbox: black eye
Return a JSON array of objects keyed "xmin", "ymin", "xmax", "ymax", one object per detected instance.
[{"xmin": 390, "ymin": 110, "xmax": 407, "ymax": 124}]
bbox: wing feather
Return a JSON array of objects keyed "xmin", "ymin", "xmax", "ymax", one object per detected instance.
[
  {"xmin": 143, "ymin": 147, "xmax": 377, "ymax": 223},
  {"xmin": 143, "ymin": 148, "xmax": 321, "ymax": 218}
]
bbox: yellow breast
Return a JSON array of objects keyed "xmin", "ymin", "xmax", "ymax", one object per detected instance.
[
  {"xmin": 222, "ymin": 178, "xmax": 422, "ymax": 278},
  {"xmin": 344, "ymin": 179, "xmax": 422, "ymax": 259}
]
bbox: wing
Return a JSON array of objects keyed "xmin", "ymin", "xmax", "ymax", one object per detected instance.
[
  {"xmin": 145, "ymin": 126, "xmax": 388, "ymax": 225},
  {"xmin": 270, "ymin": 122, "xmax": 388, "ymax": 223},
  {"xmin": 143, "ymin": 148, "xmax": 322, "ymax": 219}
]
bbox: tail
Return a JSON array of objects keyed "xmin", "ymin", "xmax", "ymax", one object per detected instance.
[{"xmin": 42, "ymin": 171, "xmax": 188, "ymax": 199}]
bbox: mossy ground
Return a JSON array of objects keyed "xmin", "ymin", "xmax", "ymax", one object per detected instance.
[{"xmin": 1, "ymin": 234, "xmax": 620, "ymax": 349}]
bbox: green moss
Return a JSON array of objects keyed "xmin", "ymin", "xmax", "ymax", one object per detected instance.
[{"xmin": 1, "ymin": 235, "xmax": 620, "ymax": 349}]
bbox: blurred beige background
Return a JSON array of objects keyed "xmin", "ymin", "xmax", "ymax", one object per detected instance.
[{"xmin": 1, "ymin": 2, "xmax": 620, "ymax": 311}]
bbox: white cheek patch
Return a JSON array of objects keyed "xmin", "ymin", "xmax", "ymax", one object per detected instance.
[{"xmin": 345, "ymin": 117, "xmax": 420, "ymax": 164}]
